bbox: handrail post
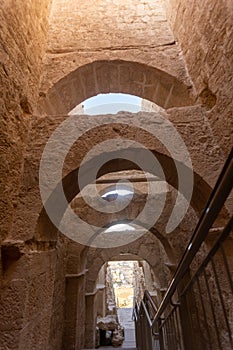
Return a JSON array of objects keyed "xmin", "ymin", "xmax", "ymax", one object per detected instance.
[
  {"xmin": 176, "ymin": 272, "xmax": 199, "ymax": 350},
  {"xmin": 178, "ymin": 290, "xmax": 195, "ymax": 349},
  {"xmin": 158, "ymin": 317, "xmax": 164, "ymax": 350}
]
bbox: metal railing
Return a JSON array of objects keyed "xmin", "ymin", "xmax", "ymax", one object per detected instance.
[
  {"xmin": 133, "ymin": 291, "xmax": 160, "ymax": 350},
  {"xmin": 134, "ymin": 148, "xmax": 233, "ymax": 350}
]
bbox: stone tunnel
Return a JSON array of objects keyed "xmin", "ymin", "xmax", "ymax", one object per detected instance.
[{"xmin": 0, "ymin": 0, "xmax": 232, "ymax": 349}]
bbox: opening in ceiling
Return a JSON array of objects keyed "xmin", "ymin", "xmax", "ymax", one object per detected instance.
[
  {"xmin": 69, "ymin": 93, "xmax": 162, "ymax": 115},
  {"xmin": 101, "ymin": 186, "xmax": 133, "ymax": 201},
  {"xmin": 105, "ymin": 223, "xmax": 136, "ymax": 233}
]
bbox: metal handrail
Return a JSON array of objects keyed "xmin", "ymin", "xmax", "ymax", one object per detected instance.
[
  {"xmin": 180, "ymin": 215, "xmax": 233, "ymax": 298},
  {"xmin": 151, "ymin": 147, "xmax": 233, "ymax": 328},
  {"xmin": 134, "ymin": 295, "xmax": 155, "ymax": 327},
  {"xmin": 144, "ymin": 290, "xmax": 158, "ymax": 314},
  {"xmin": 134, "ymin": 148, "xmax": 233, "ymax": 350},
  {"xmin": 133, "ymin": 301, "xmax": 139, "ymax": 322},
  {"xmin": 141, "ymin": 300, "xmax": 153, "ymax": 327}
]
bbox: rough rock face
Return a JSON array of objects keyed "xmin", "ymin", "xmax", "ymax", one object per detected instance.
[
  {"xmin": 97, "ymin": 314, "xmax": 119, "ymax": 331},
  {"xmin": 97, "ymin": 315, "xmax": 124, "ymax": 347},
  {"xmin": 112, "ymin": 328, "xmax": 125, "ymax": 347},
  {"xmin": 40, "ymin": 0, "xmax": 193, "ymax": 98},
  {"xmin": 0, "ymin": 0, "xmax": 52, "ymax": 274},
  {"xmin": 164, "ymin": 0, "xmax": 233, "ymax": 154},
  {"xmin": 105, "ymin": 266, "xmax": 118, "ymax": 315}
]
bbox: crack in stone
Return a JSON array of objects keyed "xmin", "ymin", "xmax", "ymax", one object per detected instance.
[{"xmin": 46, "ymin": 41, "xmax": 176, "ymax": 55}]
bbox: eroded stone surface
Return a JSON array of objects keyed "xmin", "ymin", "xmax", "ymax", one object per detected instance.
[
  {"xmin": 164, "ymin": 0, "xmax": 233, "ymax": 154},
  {"xmin": 0, "ymin": 0, "xmax": 52, "ymax": 275},
  {"xmin": 0, "ymin": 1, "xmax": 232, "ymax": 349},
  {"xmin": 40, "ymin": 0, "xmax": 193, "ymax": 98}
]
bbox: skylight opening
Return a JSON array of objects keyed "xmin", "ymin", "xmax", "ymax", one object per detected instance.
[
  {"xmin": 102, "ymin": 188, "xmax": 133, "ymax": 200},
  {"xmin": 105, "ymin": 223, "xmax": 136, "ymax": 233},
  {"xmin": 69, "ymin": 93, "xmax": 162, "ymax": 115}
]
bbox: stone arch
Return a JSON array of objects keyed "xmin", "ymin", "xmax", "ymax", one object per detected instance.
[
  {"xmin": 85, "ymin": 230, "xmax": 174, "ymax": 294},
  {"xmin": 36, "ymin": 148, "xmax": 214, "ymax": 244},
  {"xmin": 38, "ymin": 60, "xmax": 195, "ymax": 114},
  {"xmin": 12, "ymin": 109, "xmax": 226, "ymax": 247}
]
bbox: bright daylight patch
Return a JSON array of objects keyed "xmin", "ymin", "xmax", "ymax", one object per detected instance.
[
  {"xmin": 69, "ymin": 93, "xmax": 142, "ymax": 115},
  {"xmin": 102, "ymin": 188, "xmax": 133, "ymax": 199},
  {"xmin": 105, "ymin": 223, "xmax": 136, "ymax": 233},
  {"xmin": 108, "ymin": 261, "xmax": 137, "ymax": 308}
]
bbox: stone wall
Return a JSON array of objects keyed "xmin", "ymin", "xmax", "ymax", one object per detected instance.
[
  {"xmin": 0, "ymin": 2, "xmax": 62, "ymax": 349},
  {"xmin": 48, "ymin": 236, "xmax": 67, "ymax": 350},
  {"xmin": 62, "ymin": 241, "xmax": 87, "ymax": 350},
  {"xmin": 39, "ymin": 0, "xmax": 194, "ymax": 110},
  {"xmin": 164, "ymin": 0, "xmax": 233, "ymax": 154},
  {"xmin": 0, "ymin": 235, "xmax": 67, "ymax": 350},
  {"xmin": 0, "ymin": 0, "xmax": 52, "ymax": 273}
]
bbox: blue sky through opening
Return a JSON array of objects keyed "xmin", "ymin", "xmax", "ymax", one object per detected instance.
[{"xmin": 83, "ymin": 93, "xmax": 142, "ymax": 114}]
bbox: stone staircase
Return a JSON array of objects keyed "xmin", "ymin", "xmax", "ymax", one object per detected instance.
[{"xmin": 117, "ymin": 308, "xmax": 136, "ymax": 349}]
